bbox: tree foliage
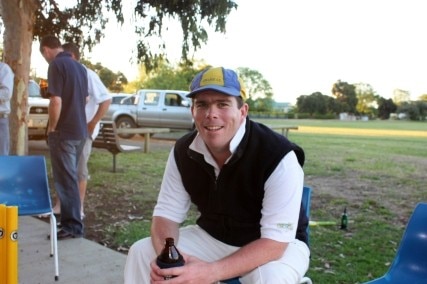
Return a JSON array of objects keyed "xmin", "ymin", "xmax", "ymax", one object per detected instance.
[
  {"xmin": 0, "ymin": 0, "xmax": 237, "ymax": 154},
  {"xmin": 397, "ymin": 101, "xmax": 427, "ymax": 121},
  {"xmin": 32, "ymin": 1, "xmax": 237, "ymax": 70},
  {"xmin": 237, "ymin": 67, "xmax": 273, "ymax": 100},
  {"xmin": 354, "ymin": 82, "xmax": 378, "ymax": 117},
  {"xmin": 236, "ymin": 67, "xmax": 274, "ymax": 112},
  {"xmin": 377, "ymin": 97, "xmax": 397, "ymax": 120},
  {"xmin": 80, "ymin": 59, "xmax": 128, "ymax": 92},
  {"xmin": 331, "ymin": 80, "xmax": 358, "ymax": 114},
  {"xmin": 296, "ymin": 92, "xmax": 337, "ymax": 116},
  {"xmin": 138, "ymin": 61, "xmax": 206, "ymax": 91}
]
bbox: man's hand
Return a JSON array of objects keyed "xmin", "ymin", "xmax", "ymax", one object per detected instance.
[
  {"xmin": 150, "ymin": 253, "xmax": 219, "ymax": 284},
  {"xmin": 87, "ymin": 120, "xmax": 97, "ymax": 136}
]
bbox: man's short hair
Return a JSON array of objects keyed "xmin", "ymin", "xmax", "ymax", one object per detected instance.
[
  {"xmin": 39, "ymin": 35, "xmax": 61, "ymax": 52},
  {"xmin": 62, "ymin": 42, "xmax": 81, "ymax": 61}
]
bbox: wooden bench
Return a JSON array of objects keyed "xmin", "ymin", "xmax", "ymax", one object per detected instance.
[
  {"xmin": 92, "ymin": 122, "xmax": 142, "ymax": 172},
  {"xmin": 267, "ymin": 125, "xmax": 299, "ymax": 137},
  {"xmin": 116, "ymin": 127, "xmax": 170, "ymax": 154},
  {"xmin": 93, "ymin": 122, "xmax": 170, "ymax": 172}
]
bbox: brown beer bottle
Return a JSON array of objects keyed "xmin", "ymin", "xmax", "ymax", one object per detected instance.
[{"xmin": 156, "ymin": 237, "xmax": 185, "ymax": 279}]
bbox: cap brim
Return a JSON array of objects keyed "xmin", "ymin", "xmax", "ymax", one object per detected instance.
[{"xmin": 187, "ymin": 85, "xmax": 241, "ymax": 98}]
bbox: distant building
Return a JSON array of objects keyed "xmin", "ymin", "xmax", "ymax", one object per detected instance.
[
  {"xmin": 273, "ymin": 101, "xmax": 293, "ymax": 112},
  {"xmin": 339, "ymin": 112, "xmax": 356, "ymax": 121}
]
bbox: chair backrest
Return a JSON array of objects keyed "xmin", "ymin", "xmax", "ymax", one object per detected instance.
[
  {"xmin": 0, "ymin": 156, "xmax": 53, "ymax": 216},
  {"xmin": 302, "ymin": 186, "xmax": 312, "ymax": 243},
  {"xmin": 386, "ymin": 202, "xmax": 427, "ymax": 281}
]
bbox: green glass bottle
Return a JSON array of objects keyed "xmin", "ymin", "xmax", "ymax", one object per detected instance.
[
  {"xmin": 156, "ymin": 237, "xmax": 185, "ymax": 279},
  {"xmin": 340, "ymin": 207, "xmax": 348, "ymax": 230}
]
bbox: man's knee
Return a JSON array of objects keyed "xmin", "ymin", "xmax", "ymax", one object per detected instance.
[
  {"xmin": 129, "ymin": 237, "xmax": 152, "ymax": 255},
  {"xmin": 240, "ymin": 261, "xmax": 300, "ymax": 284},
  {"xmin": 127, "ymin": 237, "xmax": 156, "ymax": 265},
  {"xmin": 240, "ymin": 240, "xmax": 309, "ymax": 284}
]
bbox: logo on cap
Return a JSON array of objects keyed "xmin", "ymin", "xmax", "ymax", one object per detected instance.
[{"xmin": 200, "ymin": 67, "xmax": 225, "ymax": 87}]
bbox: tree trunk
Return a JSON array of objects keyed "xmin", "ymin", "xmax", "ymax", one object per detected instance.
[{"xmin": 0, "ymin": 0, "xmax": 38, "ymax": 155}]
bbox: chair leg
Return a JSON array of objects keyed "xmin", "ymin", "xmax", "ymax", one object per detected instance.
[
  {"xmin": 49, "ymin": 214, "xmax": 54, "ymax": 256},
  {"xmin": 112, "ymin": 154, "xmax": 117, "ymax": 172},
  {"xmin": 50, "ymin": 213, "xmax": 59, "ymax": 281}
]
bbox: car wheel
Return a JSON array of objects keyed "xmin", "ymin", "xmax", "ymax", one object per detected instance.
[{"xmin": 115, "ymin": 117, "xmax": 137, "ymax": 139}]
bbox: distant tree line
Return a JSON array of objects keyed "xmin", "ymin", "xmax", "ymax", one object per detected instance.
[
  {"xmin": 295, "ymin": 80, "xmax": 427, "ymax": 121},
  {"xmin": 61, "ymin": 59, "xmax": 427, "ymax": 121}
]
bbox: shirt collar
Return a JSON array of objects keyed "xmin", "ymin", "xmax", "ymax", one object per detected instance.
[{"xmin": 189, "ymin": 119, "xmax": 247, "ymax": 166}]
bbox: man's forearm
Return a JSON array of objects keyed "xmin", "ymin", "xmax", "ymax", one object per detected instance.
[
  {"xmin": 151, "ymin": 216, "xmax": 180, "ymax": 255},
  {"xmin": 88, "ymin": 99, "xmax": 111, "ymax": 131},
  {"xmin": 48, "ymin": 97, "xmax": 61, "ymax": 132}
]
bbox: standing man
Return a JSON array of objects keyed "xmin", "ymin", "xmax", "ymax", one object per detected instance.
[
  {"xmin": 39, "ymin": 35, "xmax": 88, "ymax": 239},
  {"xmin": 49, "ymin": 42, "xmax": 112, "ymax": 218},
  {"xmin": 0, "ymin": 62, "xmax": 14, "ymax": 155},
  {"xmin": 124, "ymin": 67, "xmax": 310, "ymax": 283}
]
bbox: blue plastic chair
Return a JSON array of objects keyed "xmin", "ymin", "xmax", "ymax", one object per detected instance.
[
  {"xmin": 301, "ymin": 185, "xmax": 312, "ymax": 245},
  {"xmin": 0, "ymin": 155, "xmax": 59, "ymax": 281},
  {"xmin": 221, "ymin": 186, "xmax": 313, "ymax": 284},
  {"xmin": 363, "ymin": 202, "xmax": 427, "ymax": 284},
  {"xmin": 300, "ymin": 186, "xmax": 313, "ymax": 284}
]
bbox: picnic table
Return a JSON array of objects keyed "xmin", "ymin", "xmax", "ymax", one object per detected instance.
[
  {"xmin": 116, "ymin": 127, "xmax": 170, "ymax": 153},
  {"xmin": 267, "ymin": 125, "xmax": 299, "ymax": 137}
]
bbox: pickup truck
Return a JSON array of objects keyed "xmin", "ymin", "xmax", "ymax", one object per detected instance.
[{"xmin": 103, "ymin": 89, "xmax": 194, "ymax": 137}]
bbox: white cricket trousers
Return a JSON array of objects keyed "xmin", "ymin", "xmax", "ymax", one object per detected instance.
[{"xmin": 124, "ymin": 225, "xmax": 310, "ymax": 284}]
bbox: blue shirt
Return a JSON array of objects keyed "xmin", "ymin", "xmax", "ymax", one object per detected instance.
[{"xmin": 47, "ymin": 52, "xmax": 88, "ymax": 140}]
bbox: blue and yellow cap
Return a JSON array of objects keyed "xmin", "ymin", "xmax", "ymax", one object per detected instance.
[{"xmin": 187, "ymin": 67, "xmax": 246, "ymax": 100}]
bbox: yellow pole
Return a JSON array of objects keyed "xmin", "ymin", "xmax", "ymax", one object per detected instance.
[
  {"xmin": 6, "ymin": 206, "xmax": 18, "ymax": 284},
  {"xmin": 0, "ymin": 204, "xmax": 6, "ymax": 284}
]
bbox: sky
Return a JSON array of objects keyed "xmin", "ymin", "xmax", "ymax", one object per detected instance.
[{"xmin": 31, "ymin": 0, "xmax": 427, "ymax": 104}]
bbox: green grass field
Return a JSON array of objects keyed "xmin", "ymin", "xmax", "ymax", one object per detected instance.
[
  {"xmin": 86, "ymin": 119, "xmax": 426, "ymax": 283},
  {"xmin": 259, "ymin": 119, "xmax": 426, "ymax": 283}
]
